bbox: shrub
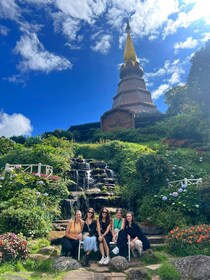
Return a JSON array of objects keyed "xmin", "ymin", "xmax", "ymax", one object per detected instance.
[
  {"xmin": 157, "ymin": 261, "xmax": 181, "ymax": 280},
  {"xmin": 166, "ymin": 224, "xmax": 210, "ymax": 256},
  {"xmin": 0, "ymin": 233, "xmax": 29, "ymax": 263},
  {"xmin": 0, "ymin": 189, "xmax": 53, "ymax": 238},
  {"xmin": 136, "ymin": 153, "xmax": 170, "ymax": 195}
]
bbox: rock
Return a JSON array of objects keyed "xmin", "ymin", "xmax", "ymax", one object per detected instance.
[
  {"xmin": 28, "ymin": 253, "xmax": 50, "ymax": 261},
  {"xmin": 108, "ymin": 256, "xmax": 129, "ymax": 272},
  {"xmin": 2, "ymin": 274, "xmax": 29, "ymax": 280},
  {"xmin": 63, "ymin": 270, "xmax": 107, "ymax": 280},
  {"xmin": 38, "ymin": 245, "xmax": 58, "ymax": 256},
  {"xmin": 172, "ymin": 255, "xmax": 210, "ymax": 280},
  {"xmin": 53, "ymin": 256, "xmax": 82, "ymax": 271},
  {"xmin": 126, "ymin": 268, "xmax": 148, "ymax": 280}
]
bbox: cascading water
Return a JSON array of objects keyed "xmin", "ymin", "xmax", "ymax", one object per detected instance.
[{"xmin": 61, "ymin": 158, "xmax": 122, "ymax": 216}]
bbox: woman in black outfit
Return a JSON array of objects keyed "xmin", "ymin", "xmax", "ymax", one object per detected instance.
[
  {"xmin": 97, "ymin": 207, "xmax": 112, "ymax": 265},
  {"xmin": 117, "ymin": 212, "xmax": 151, "ymax": 258}
]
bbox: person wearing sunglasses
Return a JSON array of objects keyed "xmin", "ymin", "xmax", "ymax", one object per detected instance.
[
  {"xmin": 97, "ymin": 207, "xmax": 112, "ymax": 265},
  {"xmin": 82, "ymin": 208, "xmax": 97, "ymax": 266}
]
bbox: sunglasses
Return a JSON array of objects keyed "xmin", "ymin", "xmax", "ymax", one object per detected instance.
[
  {"xmin": 102, "ymin": 211, "xmax": 108, "ymax": 214},
  {"xmin": 88, "ymin": 211, "xmax": 94, "ymax": 214}
]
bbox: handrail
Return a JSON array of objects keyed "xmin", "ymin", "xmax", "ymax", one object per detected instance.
[
  {"xmin": 168, "ymin": 177, "xmax": 202, "ymax": 188},
  {"xmin": 5, "ymin": 163, "xmax": 53, "ymax": 177}
]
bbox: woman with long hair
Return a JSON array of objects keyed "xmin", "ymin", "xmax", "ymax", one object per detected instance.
[
  {"xmin": 111, "ymin": 208, "xmax": 125, "ymax": 243},
  {"xmin": 60, "ymin": 210, "xmax": 84, "ymax": 258},
  {"xmin": 117, "ymin": 211, "xmax": 151, "ymax": 258},
  {"xmin": 97, "ymin": 207, "xmax": 112, "ymax": 265},
  {"xmin": 82, "ymin": 207, "xmax": 97, "ymax": 266}
]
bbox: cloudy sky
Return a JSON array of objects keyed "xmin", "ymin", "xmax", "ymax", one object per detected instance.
[{"xmin": 0, "ymin": 0, "xmax": 210, "ymax": 137}]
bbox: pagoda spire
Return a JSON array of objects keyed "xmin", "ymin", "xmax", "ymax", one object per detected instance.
[{"xmin": 124, "ymin": 21, "xmax": 137, "ymax": 65}]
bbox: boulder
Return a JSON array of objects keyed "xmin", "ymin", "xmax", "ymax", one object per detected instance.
[
  {"xmin": 63, "ymin": 270, "xmax": 107, "ymax": 280},
  {"xmin": 108, "ymin": 256, "xmax": 129, "ymax": 271},
  {"xmin": 53, "ymin": 256, "xmax": 82, "ymax": 271},
  {"xmin": 172, "ymin": 255, "xmax": 210, "ymax": 280},
  {"xmin": 126, "ymin": 268, "xmax": 148, "ymax": 280},
  {"xmin": 28, "ymin": 253, "xmax": 50, "ymax": 261},
  {"xmin": 38, "ymin": 245, "xmax": 58, "ymax": 256}
]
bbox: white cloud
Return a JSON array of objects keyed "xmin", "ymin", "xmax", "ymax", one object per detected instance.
[
  {"xmin": 201, "ymin": 33, "xmax": 210, "ymax": 43},
  {"xmin": 0, "ymin": 0, "xmax": 20, "ymax": 20},
  {"xmin": 139, "ymin": 57, "xmax": 149, "ymax": 67},
  {"xmin": 174, "ymin": 37, "xmax": 198, "ymax": 53},
  {"xmin": 14, "ymin": 32, "xmax": 72, "ymax": 73},
  {"xmin": 0, "ymin": 112, "xmax": 33, "ymax": 137},
  {"xmin": 130, "ymin": 0, "xmax": 179, "ymax": 38},
  {"xmin": 55, "ymin": 0, "xmax": 107, "ymax": 24},
  {"xmin": 0, "ymin": 24, "xmax": 9, "ymax": 36},
  {"xmin": 163, "ymin": 0, "xmax": 210, "ymax": 38},
  {"xmin": 52, "ymin": 12, "xmax": 81, "ymax": 43},
  {"xmin": 91, "ymin": 34, "xmax": 112, "ymax": 54},
  {"xmin": 152, "ymin": 84, "xmax": 170, "ymax": 100},
  {"xmin": 4, "ymin": 74, "xmax": 26, "ymax": 85},
  {"xmin": 147, "ymin": 58, "xmax": 187, "ymax": 99}
]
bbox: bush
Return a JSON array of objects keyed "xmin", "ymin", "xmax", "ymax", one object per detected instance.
[
  {"xmin": 166, "ymin": 224, "xmax": 210, "ymax": 256},
  {"xmin": 0, "ymin": 189, "xmax": 53, "ymax": 238},
  {"xmin": 157, "ymin": 261, "xmax": 181, "ymax": 280},
  {"xmin": 136, "ymin": 153, "xmax": 170, "ymax": 196},
  {"xmin": 0, "ymin": 233, "xmax": 29, "ymax": 263}
]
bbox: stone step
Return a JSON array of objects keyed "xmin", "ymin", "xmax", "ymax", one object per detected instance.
[{"xmin": 147, "ymin": 235, "xmax": 165, "ymax": 244}]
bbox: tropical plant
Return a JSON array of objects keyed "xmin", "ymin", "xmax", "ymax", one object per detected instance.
[
  {"xmin": 0, "ymin": 232, "xmax": 29, "ymax": 263},
  {"xmin": 166, "ymin": 224, "xmax": 210, "ymax": 256}
]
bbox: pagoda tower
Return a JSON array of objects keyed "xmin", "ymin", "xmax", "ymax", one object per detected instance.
[{"xmin": 101, "ymin": 22, "xmax": 161, "ymax": 132}]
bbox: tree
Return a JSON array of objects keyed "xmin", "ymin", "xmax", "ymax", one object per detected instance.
[
  {"xmin": 164, "ymin": 85, "xmax": 193, "ymax": 116},
  {"xmin": 188, "ymin": 40, "xmax": 210, "ymax": 117}
]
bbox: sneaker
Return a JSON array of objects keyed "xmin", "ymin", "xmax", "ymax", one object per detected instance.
[
  {"xmin": 112, "ymin": 246, "xmax": 119, "ymax": 255},
  {"xmin": 103, "ymin": 256, "xmax": 111, "ymax": 265},
  {"xmin": 98, "ymin": 256, "xmax": 106, "ymax": 265}
]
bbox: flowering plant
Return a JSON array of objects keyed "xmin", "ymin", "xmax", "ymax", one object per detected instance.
[
  {"xmin": 166, "ymin": 224, "xmax": 210, "ymax": 256},
  {"xmin": 0, "ymin": 232, "xmax": 29, "ymax": 262}
]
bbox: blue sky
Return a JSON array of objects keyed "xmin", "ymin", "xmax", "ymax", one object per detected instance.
[{"xmin": 0, "ymin": 0, "xmax": 210, "ymax": 137}]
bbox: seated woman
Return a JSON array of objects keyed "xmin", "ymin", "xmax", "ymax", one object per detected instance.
[
  {"xmin": 97, "ymin": 207, "xmax": 112, "ymax": 265},
  {"xmin": 117, "ymin": 212, "xmax": 151, "ymax": 258},
  {"xmin": 82, "ymin": 207, "xmax": 98, "ymax": 266},
  {"xmin": 111, "ymin": 208, "xmax": 125, "ymax": 243},
  {"xmin": 60, "ymin": 210, "xmax": 84, "ymax": 258}
]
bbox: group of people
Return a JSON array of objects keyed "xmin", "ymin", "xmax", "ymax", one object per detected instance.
[{"xmin": 52, "ymin": 207, "xmax": 150, "ymax": 267}]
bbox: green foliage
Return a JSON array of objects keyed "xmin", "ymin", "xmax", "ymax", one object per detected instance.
[
  {"xmin": 0, "ymin": 169, "xmax": 68, "ymax": 203},
  {"xmin": 141, "ymin": 251, "xmax": 168, "ymax": 265},
  {"xmin": 166, "ymin": 224, "xmax": 210, "ymax": 256},
  {"xmin": 164, "ymin": 112, "xmax": 210, "ymax": 143},
  {"xmin": 0, "ymin": 189, "xmax": 52, "ymax": 237},
  {"xmin": 136, "ymin": 153, "xmax": 170, "ymax": 196},
  {"xmin": 0, "ymin": 136, "xmax": 74, "ymax": 173},
  {"xmin": 157, "ymin": 262, "xmax": 181, "ymax": 280},
  {"xmin": 188, "ymin": 41, "xmax": 210, "ymax": 118},
  {"xmin": 199, "ymin": 176, "xmax": 210, "ymax": 221},
  {"xmin": 0, "ymin": 137, "xmax": 15, "ymax": 156},
  {"xmin": 28, "ymin": 239, "xmax": 50, "ymax": 254},
  {"xmin": 0, "ymin": 233, "xmax": 29, "ymax": 263},
  {"xmin": 90, "ymin": 127, "xmax": 165, "ymax": 143},
  {"xmin": 164, "ymin": 85, "xmax": 192, "ymax": 116},
  {"xmin": 24, "ymin": 258, "xmax": 55, "ymax": 272},
  {"xmin": 139, "ymin": 182, "xmax": 207, "ymax": 233}
]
